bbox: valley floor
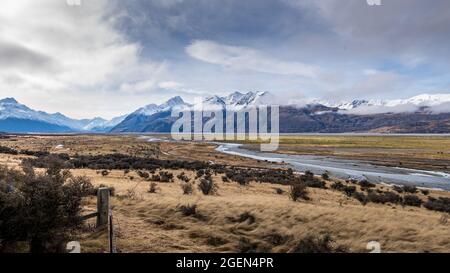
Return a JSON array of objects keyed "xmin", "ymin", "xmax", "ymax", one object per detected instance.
[{"xmin": 0, "ymin": 134, "xmax": 449, "ymax": 253}]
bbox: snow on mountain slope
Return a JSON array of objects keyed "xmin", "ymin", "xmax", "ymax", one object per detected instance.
[
  {"xmin": 0, "ymin": 98, "xmax": 85, "ymax": 128},
  {"xmin": 83, "ymin": 115, "xmax": 129, "ymax": 131},
  {"xmin": 316, "ymin": 93, "xmax": 450, "ymax": 114},
  {"xmin": 133, "ymin": 96, "xmax": 192, "ymax": 116},
  {"xmin": 0, "ymin": 98, "xmax": 124, "ymax": 131},
  {"xmin": 201, "ymin": 91, "xmax": 274, "ymax": 110}
]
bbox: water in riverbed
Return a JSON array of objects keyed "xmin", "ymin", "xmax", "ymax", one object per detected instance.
[
  {"xmin": 215, "ymin": 143, "xmax": 450, "ymax": 191},
  {"xmin": 141, "ymin": 136, "xmax": 450, "ymax": 190}
]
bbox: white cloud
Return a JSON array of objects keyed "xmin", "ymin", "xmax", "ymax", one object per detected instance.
[
  {"xmin": 342, "ymin": 104, "xmax": 420, "ymax": 115},
  {"xmin": 0, "ymin": 0, "xmax": 166, "ymax": 118},
  {"xmin": 158, "ymin": 81, "xmax": 183, "ymax": 89},
  {"xmin": 186, "ymin": 40, "xmax": 319, "ymax": 78}
]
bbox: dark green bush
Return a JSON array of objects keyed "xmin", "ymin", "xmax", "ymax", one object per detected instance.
[
  {"xmin": 0, "ymin": 164, "xmax": 92, "ymax": 253},
  {"xmin": 198, "ymin": 177, "xmax": 218, "ymax": 195},
  {"xmin": 179, "ymin": 204, "xmax": 197, "ymax": 217},
  {"xmin": 148, "ymin": 182, "xmax": 158, "ymax": 193},
  {"xmin": 181, "ymin": 182, "xmax": 193, "ymax": 195},
  {"xmin": 367, "ymin": 191, "xmax": 402, "ymax": 205},
  {"xmin": 359, "ymin": 180, "xmax": 375, "ymax": 189},
  {"xmin": 289, "ymin": 182, "xmax": 309, "ymax": 201},
  {"xmin": 290, "ymin": 234, "xmax": 348, "ymax": 253},
  {"xmin": 424, "ymin": 197, "xmax": 450, "ymax": 213},
  {"xmin": 403, "ymin": 185, "xmax": 418, "ymax": 194},
  {"xmin": 403, "ymin": 195, "xmax": 423, "ymax": 207}
]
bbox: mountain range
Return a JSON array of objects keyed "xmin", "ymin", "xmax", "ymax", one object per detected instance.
[{"xmin": 1, "ymin": 92, "xmax": 449, "ymax": 133}]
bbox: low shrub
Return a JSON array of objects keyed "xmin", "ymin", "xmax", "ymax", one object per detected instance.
[
  {"xmin": 151, "ymin": 174, "xmax": 160, "ymax": 182},
  {"xmin": 198, "ymin": 178, "xmax": 218, "ymax": 195},
  {"xmin": 238, "ymin": 237, "xmax": 259, "ymax": 253},
  {"xmin": 367, "ymin": 191, "xmax": 402, "ymax": 205},
  {"xmin": 403, "ymin": 195, "xmax": 423, "ymax": 207},
  {"xmin": 158, "ymin": 171, "xmax": 174, "ymax": 183},
  {"xmin": 359, "ymin": 180, "xmax": 375, "ymax": 189},
  {"xmin": 0, "ymin": 146, "xmax": 18, "ymax": 155},
  {"xmin": 331, "ymin": 182, "xmax": 356, "ymax": 197},
  {"xmin": 137, "ymin": 171, "xmax": 150, "ymax": 179},
  {"xmin": 342, "ymin": 186, "xmax": 357, "ymax": 197},
  {"xmin": 392, "ymin": 185, "xmax": 404, "ymax": 193},
  {"xmin": 263, "ymin": 233, "xmax": 289, "ymax": 246},
  {"xmin": 206, "ymin": 236, "xmax": 228, "ymax": 246},
  {"xmin": 148, "ymin": 182, "xmax": 158, "ymax": 193},
  {"xmin": 352, "ymin": 192, "xmax": 368, "ymax": 205},
  {"xmin": 290, "ymin": 234, "xmax": 348, "ymax": 253},
  {"xmin": 235, "ymin": 212, "xmax": 256, "ymax": 224},
  {"xmin": 289, "ymin": 182, "xmax": 309, "ymax": 201},
  {"xmin": 424, "ymin": 197, "xmax": 450, "ymax": 213},
  {"xmin": 303, "ymin": 177, "xmax": 326, "ymax": 189},
  {"xmin": 0, "ymin": 164, "xmax": 92, "ymax": 253},
  {"xmin": 181, "ymin": 182, "xmax": 194, "ymax": 195},
  {"xmin": 179, "ymin": 204, "xmax": 197, "ymax": 217},
  {"xmin": 403, "ymin": 185, "xmax": 418, "ymax": 194},
  {"xmin": 177, "ymin": 172, "xmax": 190, "ymax": 183}
]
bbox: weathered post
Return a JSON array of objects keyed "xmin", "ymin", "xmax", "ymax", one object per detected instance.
[
  {"xmin": 97, "ymin": 187, "xmax": 110, "ymax": 228},
  {"xmin": 109, "ymin": 210, "xmax": 116, "ymax": 253}
]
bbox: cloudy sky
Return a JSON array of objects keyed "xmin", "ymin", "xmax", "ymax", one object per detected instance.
[{"xmin": 0, "ymin": 0, "xmax": 449, "ymax": 119}]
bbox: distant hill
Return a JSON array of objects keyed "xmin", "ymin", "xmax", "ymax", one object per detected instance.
[
  {"xmin": 0, "ymin": 98, "xmax": 124, "ymax": 133},
  {"xmin": 1, "ymin": 92, "xmax": 450, "ymax": 134},
  {"xmin": 0, "ymin": 118, "xmax": 73, "ymax": 133}
]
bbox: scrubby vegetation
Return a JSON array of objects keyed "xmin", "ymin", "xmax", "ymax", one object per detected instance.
[
  {"xmin": 227, "ymin": 212, "xmax": 256, "ymax": 225},
  {"xmin": 198, "ymin": 177, "xmax": 218, "ymax": 195},
  {"xmin": 148, "ymin": 182, "xmax": 159, "ymax": 194},
  {"xmin": 0, "ymin": 163, "xmax": 92, "ymax": 253},
  {"xmin": 0, "ymin": 145, "xmax": 50, "ymax": 157},
  {"xmin": 290, "ymin": 234, "xmax": 348, "ymax": 253},
  {"xmin": 178, "ymin": 204, "xmax": 198, "ymax": 217},
  {"xmin": 289, "ymin": 181, "xmax": 309, "ymax": 201},
  {"xmin": 177, "ymin": 172, "xmax": 190, "ymax": 183},
  {"xmin": 403, "ymin": 195, "xmax": 423, "ymax": 207},
  {"xmin": 424, "ymin": 197, "xmax": 450, "ymax": 213},
  {"xmin": 181, "ymin": 182, "xmax": 194, "ymax": 195},
  {"xmin": 367, "ymin": 191, "xmax": 402, "ymax": 205}
]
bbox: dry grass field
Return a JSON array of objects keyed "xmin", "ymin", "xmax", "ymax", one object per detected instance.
[
  {"xmin": 241, "ymin": 135, "xmax": 450, "ymax": 171},
  {"xmin": 76, "ymin": 169, "xmax": 450, "ymax": 253},
  {"xmin": 1, "ymin": 134, "xmax": 450, "ymax": 253}
]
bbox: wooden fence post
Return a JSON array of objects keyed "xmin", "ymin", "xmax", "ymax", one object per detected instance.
[
  {"xmin": 97, "ymin": 188, "xmax": 110, "ymax": 228},
  {"xmin": 109, "ymin": 210, "xmax": 117, "ymax": 253}
]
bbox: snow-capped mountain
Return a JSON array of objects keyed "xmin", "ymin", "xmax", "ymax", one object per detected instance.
[
  {"xmin": 82, "ymin": 115, "xmax": 128, "ymax": 132},
  {"xmin": 133, "ymin": 96, "xmax": 192, "ymax": 116},
  {"xmin": 200, "ymin": 91, "xmax": 274, "ymax": 110},
  {"xmin": 0, "ymin": 98, "xmax": 123, "ymax": 133},
  {"xmin": 319, "ymin": 93, "xmax": 450, "ymax": 112},
  {"xmin": 1, "ymin": 92, "xmax": 449, "ymax": 134},
  {"xmin": 111, "ymin": 91, "xmax": 298, "ymax": 133}
]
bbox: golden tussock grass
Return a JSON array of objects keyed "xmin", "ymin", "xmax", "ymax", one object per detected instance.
[{"xmin": 75, "ymin": 169, "xmax": 450, "ymax": 253}]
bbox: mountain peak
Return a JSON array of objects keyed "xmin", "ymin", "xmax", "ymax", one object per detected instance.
[
  {"xmin": 165, "ymin": 96, "xmax": 184, "ymax": 106},
  {"xmin": 0, "ymin": 98, "xmax": 18, "ymax": 104}
]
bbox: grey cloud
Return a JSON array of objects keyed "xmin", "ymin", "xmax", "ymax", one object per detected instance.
[{"xmin": 0, "ymin": 40, "xmax": 55, "ymax": 71}]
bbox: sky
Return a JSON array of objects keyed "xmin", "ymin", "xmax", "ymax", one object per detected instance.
[{"xmin": 0, "ymin": 0, "xmax": 449, "ymax": 119}]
